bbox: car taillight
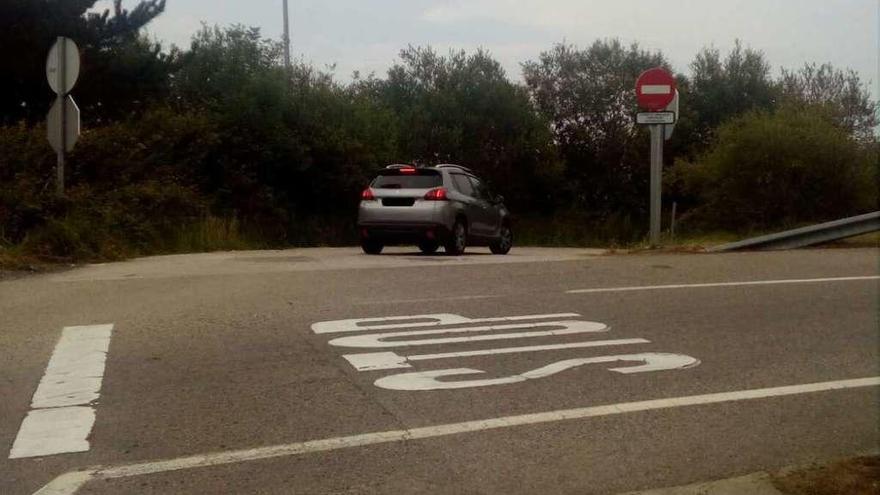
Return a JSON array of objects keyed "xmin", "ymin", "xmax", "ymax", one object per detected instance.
[
  {"xmin": 361, "ymin": 188, "xmax": 376, "ymax": 201},
  {"xmin": 424, "ymin": 187, "xmax": 448, "ymax": 201}
]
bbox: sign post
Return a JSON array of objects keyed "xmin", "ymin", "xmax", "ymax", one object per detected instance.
[
  {"xmin": 635, "ymin": 68, "xmax": 677, "ymax": 247},
  {"xmin": 46, "ymin": 37, "xmax": 81, "ymax": 196}
]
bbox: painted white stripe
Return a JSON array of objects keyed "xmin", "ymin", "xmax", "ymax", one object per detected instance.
[
  {"xmin": 32, "ymin": 471, "xmax": 95, "ymax": 495},
  {"xmin": 9, "ymin": 408, "xmax": 94, "ymax": 459},
  {"xmin": 414, "ymin": 338, "xmax": 650, "ymax": 361},
  {"xmin": 328, "ymin": 320, "xmax": 608, "ymax": 348},
  {"xmin": 343, "ymin": 338, "xmax": 650, "ymax": 371},
  {"xmin": 31, "ymin": 325, "xmax": 114, "ymax": 408},
  {"xmin": 566, "ymin": 276, "xmax": 880, "ymax": 294},
  {"xmin": 641, "ymin": 84, "xmax": 672, "ymax": 94},
  {"xmin": 10, "ymin": 324, "xmax": 113, "ymax": 459},
  {"xmin": 374, "ymin": 353, "xmax": 700, "ymax": 390},
  {"xmin": 312, "ymin": 313, "xmax": 581, "ymax": 334},
  {"xmin": 37, "ymin": 376, "xmax": 880, "ymax": 494}
]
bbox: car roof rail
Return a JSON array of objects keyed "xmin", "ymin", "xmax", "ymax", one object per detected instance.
[{"xmin": 434, "ymin": 163, "xmax": 473, "ymax": 173}]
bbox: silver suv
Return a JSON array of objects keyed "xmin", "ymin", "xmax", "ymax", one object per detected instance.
[{"xmin": 358, "ymin": 164, "xmax": 513, "ymax": 255}]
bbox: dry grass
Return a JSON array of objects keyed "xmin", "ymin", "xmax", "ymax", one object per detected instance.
[{"xmin": 772, "ymin": 456, "xmax": 880, "ymax": 495}]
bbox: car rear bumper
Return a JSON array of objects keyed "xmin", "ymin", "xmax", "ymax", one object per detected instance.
[{"xmin": 358, "ymin": 222, "xmax": 451, "ymax": 245}]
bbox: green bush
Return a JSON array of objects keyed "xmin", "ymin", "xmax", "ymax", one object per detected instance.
[{"xmin": 671, "ymin": 104, "xmax": 878, "ymax": 231}]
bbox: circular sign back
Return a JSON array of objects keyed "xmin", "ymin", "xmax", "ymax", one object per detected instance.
[{"xmin": 46, "ymin": 37, "xmax": 81, "ymax": 95}]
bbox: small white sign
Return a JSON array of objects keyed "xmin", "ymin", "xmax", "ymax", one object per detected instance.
[{"xmin": 637, "ymin": 112, "xmax": 676, "ymax": 125}]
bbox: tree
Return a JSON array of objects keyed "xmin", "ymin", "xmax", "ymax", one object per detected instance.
[
  {"xmin": 374, "ymin": 46, "xmax": 556, "ymax": 210},
  {"xmin": 170, "ymin": 25, "xmax": 401, "ymax": 233},
  {"xmin": 781, "ymin": 63, "xmax": 878, "ymax": 142},
  {"xmin": 0, "ymin": 0, "xmax": 169, "ymax": 125},
  {"xmin": 522, "ymin": 40, "xmax": 668, "ymax": 216},
  {"xmin": 687, "ymin": 41, "xmax": 778, "ymax": 149}
]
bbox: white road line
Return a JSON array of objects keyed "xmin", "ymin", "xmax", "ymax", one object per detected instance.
[
  {"xmin": 328, "ymin": 320, "xmax": 608, "ymax": 349},
  {"xmin": 35, "ymin": 376, "xmax": 880, "ymax": 494},
  {"xmin": 373, "ymin": 353, "xmax": 701, "ymax": 391},
  {"xmin": 31, "ymin": 325, "xmax": 114, "ymax": 408},
  {"xmin": 312, "ymin": 312, "xmax": 581, "ymax": 334},
  {"xmin": 343, "ymin": 338, "xmax": 650, "ymax": 371},
  {"xmin": 10, "ymin": 324, "xmax": 113, "ymax": 459},
  {"xmin": 354, "ymin": 294, "xmax": 500, "ymax": 305},
  {"xmin": 32, "ymin": 471, "xmax": 95, "ymax": 495},
  {"xmin": 10, "ymin": 408, "xmax": 95, "ymax": 459},
  {"xmin": 566, "ymin": 275, "xmax": 880, "ymax": 294}
]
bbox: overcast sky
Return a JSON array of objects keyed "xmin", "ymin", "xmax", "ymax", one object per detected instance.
[{"xmin": 96, "ymin": 0, "xmax": 879, "ymax": 99}]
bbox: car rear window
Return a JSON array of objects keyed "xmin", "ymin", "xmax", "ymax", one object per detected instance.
[{"xmin": 372, "ymin": 170, "xmax": 442, "ymax": 189}]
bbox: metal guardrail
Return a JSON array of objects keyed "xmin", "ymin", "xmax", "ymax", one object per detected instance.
[{"xmin": 708, "ymin": 211, "xmax": 880, "ymax": 252}]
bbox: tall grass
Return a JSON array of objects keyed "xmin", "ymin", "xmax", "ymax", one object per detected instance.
[
  {"xmin": 168, "ymin": 216, "xmax": 257, "ymax": 253},
  {"xmin": 514, "ymin": 212, "xmax": 646, "ymax": 248}
]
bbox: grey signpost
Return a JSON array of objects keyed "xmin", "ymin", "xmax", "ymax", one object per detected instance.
[
  {"xmin": 635, "ymin": 68, "xmax": 678, "ymax": 247},
  {"xmin": 46, "ymin": 37, "xmax": 81, "ymax": 196}
]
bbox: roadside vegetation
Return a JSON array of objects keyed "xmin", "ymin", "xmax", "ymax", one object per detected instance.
[{"xmin": 1, "ymin": 1, "xmax": 877, "ymax": 266}]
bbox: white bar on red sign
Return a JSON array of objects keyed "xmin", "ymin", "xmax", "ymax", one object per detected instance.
[{"xmin": 641, "ymin": 85, "xmax": 672, "ymax": 95}]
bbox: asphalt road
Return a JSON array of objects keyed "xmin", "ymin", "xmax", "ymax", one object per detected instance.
[{"xmin": 1, "ymin": 247, "xmax": 878, "ymax": 494}]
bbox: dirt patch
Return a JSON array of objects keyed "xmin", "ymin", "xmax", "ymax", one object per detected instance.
[
  {"xmin": 772, "ymin": 455, "xmax": 879, "ymax": 495},
  {"xmin": 0, "ymin": 252, "xmax": 76, "ymax": 281}
]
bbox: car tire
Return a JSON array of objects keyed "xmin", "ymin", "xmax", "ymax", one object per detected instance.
[
  {"xmin": 490, "ymin": 224, "xmax": 513, "ymax": 255},
  {"xmin": 361, "ymin": 240, "xmax": 384, "ymax": 255},
  {"xmin": 445, "ymin": 220, "xmax": 467, "ymax": 256},
  {"xmin": 418, "ymin": 241, "xmax": 439, "ymax": 255}
]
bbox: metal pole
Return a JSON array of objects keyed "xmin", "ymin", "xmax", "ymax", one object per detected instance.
[
  {"xmin": 56, "ymin": 37, "xmax": 66, "ymax": 196},
  {"xmin": 649, "ymin": 124, "xmax": 663, "ymax": 246},
  {"xmin": 670, "ymin": 201, "xmax": 677, "ymax": 241},
  {"xmin": 282, "ymin": 0, "xmax": 291, "ymax": 70}
]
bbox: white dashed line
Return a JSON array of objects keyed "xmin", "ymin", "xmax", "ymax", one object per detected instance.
[{"xmin": 10, "ymin": 324, "xmax": 113, "ymax": 459}]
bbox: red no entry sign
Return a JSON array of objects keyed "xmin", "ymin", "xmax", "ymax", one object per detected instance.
[{"xmin": 635, "ymin": 68, "xmax": 676, "ymax": 111}]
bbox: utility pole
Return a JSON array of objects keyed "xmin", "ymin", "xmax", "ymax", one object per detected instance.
[{"xmin": 282, "ymin": 0, "xmax": 291, "ymax": 70}]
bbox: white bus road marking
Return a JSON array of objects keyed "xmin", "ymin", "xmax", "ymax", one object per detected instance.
[
  {"xmin": 374, "ymin": 352, "xmax": 700, "ymax": 391},
  {"xmin": 34, "ymin": 377, "xmax": 880, "ymax": 495},
  {"xmin": 374, "ymin": 353, "xmax": 700, "ymax": 391},
  {"xmin": 566, "ymin": 275, "xmax": 880, "ymax": 294},
  {"xmin": 311, "ymin": 312, "xmax": 581, "ymax": 334},
  {"xmin": 9, "ymin": 324, "xmax": 114, "ymax": 460},
  {"xmin": 343, "ymin": 338, "xmax": 651, "ymax": 371},
  {"xmin": 328, "ymin": 320, "xmax": 608, "ymax": 349},
  {"xmin": 314, "ymin": 312, "xmax": 698, "ymax": 390}
]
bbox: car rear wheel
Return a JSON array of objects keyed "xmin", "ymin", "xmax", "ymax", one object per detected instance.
[
  {"xmin": 490, "ymin": 224, "xmax": 513, "ymax": 255},
  {"xmin": 361, "ymin": 240, "xmax": 384, "ymax": 255},
  {"xmin": 445, "ymin": 221, "xmax": 467, "ymax": 256},
  {"xmin": 418, "ymin": 241, "xmax": 439, "ymax": 254}
]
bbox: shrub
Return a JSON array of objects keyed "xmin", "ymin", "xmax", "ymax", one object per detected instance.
[{"xmin": 671, "ymin": 104, "xmax": 878, "ymax": 231}]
